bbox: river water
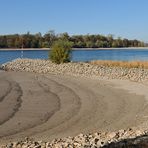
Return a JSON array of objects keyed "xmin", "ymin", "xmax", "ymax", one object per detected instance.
[{"xmin": 0, "ymin": 48, "xmax": 148, "ymax": 64}]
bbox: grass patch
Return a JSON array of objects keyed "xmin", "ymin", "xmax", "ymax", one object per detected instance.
[{"xmin": 90, "ymin": 60, "xmax": 148, "ymax": 69}]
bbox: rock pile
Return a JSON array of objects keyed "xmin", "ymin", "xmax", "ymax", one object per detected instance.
[
  {"xmin": 1, "ymin": 129, "xmax": 148, "ymax": 148},
  {"xmin": 2, "ymin": 58, "xmax": 148, "ymax": 82}
]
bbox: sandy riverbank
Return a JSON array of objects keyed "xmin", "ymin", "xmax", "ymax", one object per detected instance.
[
  {"xmin": 0, "ymin": 47, "xmax": 148, "ymax": 51},
  {"xmin": 1, "ymin": 59, "xmax": 148, "ymax": 147},
  {"xmin": 0, "ymin": 70, "xmax": 148, "ymax": 146}
]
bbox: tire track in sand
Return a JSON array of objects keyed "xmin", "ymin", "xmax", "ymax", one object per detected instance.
[
  {"xmin": 0, "ymin": 75, "xmax": 61, "ymax": 139},
  {"xmin": 0, "ymin": 72, "xmax": 147, "ymax": 143},
  {"xmin": 0, "ymin": 74, "xmax": 81, "ymax": 140},
  {"xmin": 0, "ymin": 80, "xmax": 23, "ymax": 126},
  {"xmin": 0, "ymin": 80, "xmax": 12, "ymax": 102},
  {"xmin": 29, "ymin": 75, "xmax": 82, "ymax": 133}
]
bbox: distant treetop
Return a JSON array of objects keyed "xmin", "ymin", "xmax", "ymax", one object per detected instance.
[{"xmin": 0, "ymin": 31, "xmax": 145, "ymax": 48}]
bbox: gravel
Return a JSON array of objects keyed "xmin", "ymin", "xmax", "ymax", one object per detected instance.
[
  {"xmin": 1, "ymin": 129, "xmax": 148, "ymax": 148},
  {"xmin": 2, "ymin": 58, "xmax": 148, "ymax": 82}
]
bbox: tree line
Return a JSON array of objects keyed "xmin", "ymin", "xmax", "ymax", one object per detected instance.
[{"xmin": 0, "ymin": 31, "xmax": 145, "ymax": 48}]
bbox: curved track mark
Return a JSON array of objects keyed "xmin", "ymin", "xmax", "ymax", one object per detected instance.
[
  {"xmin": 0, "ymin": 81, "xmax": 23, "ymax": 126},
  {"xmin": 0, "ymin": 80, "xmax": 12, "ymax": 102}
]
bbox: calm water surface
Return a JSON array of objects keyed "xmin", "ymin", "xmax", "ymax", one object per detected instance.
[{"xmin": 1, "ymin": 48, "xmax": 148, "ymax": 64}]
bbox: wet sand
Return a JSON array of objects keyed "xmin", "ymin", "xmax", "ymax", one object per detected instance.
[{"xmin": 0, "ymin": 71, "xmax": 148, "ymax": 144}]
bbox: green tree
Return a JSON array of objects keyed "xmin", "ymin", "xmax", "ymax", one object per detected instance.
[
  {"xmin": 112, "ymin": 40, "xmax": 118, "ymax": 47},
  {"xmin": 107, "ymin": 34, "xmax": 114, "ymax": 47},
  {"xmin": 0, "ymin": 31, "xmax": 146, "ymax": 49},
  {"xmin": 58, "ymin": 32, "xmax": 69, "ymax": 41},
  {"xmin": 122, "ymin": 39, "xmax": 129, "ymax": 47},
  {"xmin": 14, "ymin": 38, "xmax": 21, "ymax": 48},
  {"xmin": 44, "ymin": 30, "xmax": 56, "ymax": 47},
  {"xmin": 0, "ymin": 36, "xmax": 8, "ymax": 48},
  {"xmin": 50, "ymin": 40, "xmax": 72, "ymax": 64}
]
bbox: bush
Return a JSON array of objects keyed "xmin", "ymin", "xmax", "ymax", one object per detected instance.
[{"xmin": 50, "ymin": 40, "xmax": 72, "ymax": 64}]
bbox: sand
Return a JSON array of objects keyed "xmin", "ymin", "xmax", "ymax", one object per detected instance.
[
  {"xmin": 0, "ymin": 47, "xmax": 147, "ymax": 51},
  {"xmin": 0, "ymin": 71, "xmax": 148, "ymax": 144}
]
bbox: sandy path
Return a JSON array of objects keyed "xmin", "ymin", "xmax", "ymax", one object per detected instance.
[{"xmin": 0, "ymin": 71, "xmax": 148, "ymax": 144}]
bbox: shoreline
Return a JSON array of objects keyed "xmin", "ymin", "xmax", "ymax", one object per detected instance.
[
  {"xmin": 3, "ymin": 58, "xmax": 148, "ymax": 82},
  {"xmin": 0, "ymin": 48, "xmax": 51, "ymax": 51},
  {"xmin": 0, "ymin": 47, "xmax": 148, "ymax": 51}
]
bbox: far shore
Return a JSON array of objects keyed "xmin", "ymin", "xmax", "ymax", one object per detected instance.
[{"xmin": 0, "ymin": 47, "xmax": 148, "ymax": 51}]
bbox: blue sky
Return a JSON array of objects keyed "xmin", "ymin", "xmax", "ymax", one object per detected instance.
[{"xmin": 0, "ymin": 0, "xmax": 148, "ymax": 42}]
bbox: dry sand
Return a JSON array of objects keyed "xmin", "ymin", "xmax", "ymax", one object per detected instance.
[{"xmin": 0, "ymin": 71, "xmax": 148, "ymax": 145}]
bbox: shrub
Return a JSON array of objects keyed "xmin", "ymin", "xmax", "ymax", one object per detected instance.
[{"xmin": 50, "ymin": 40, "xmax": 72, "ymax": 64}]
